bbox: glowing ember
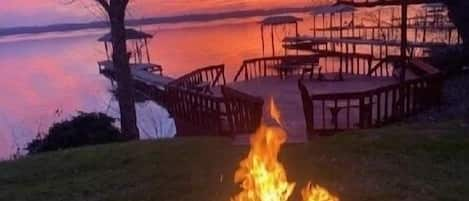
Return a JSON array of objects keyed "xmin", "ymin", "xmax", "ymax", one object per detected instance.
[{"xmin": 230, "ymin": 98, "xmax": 339, "ymax": 201}]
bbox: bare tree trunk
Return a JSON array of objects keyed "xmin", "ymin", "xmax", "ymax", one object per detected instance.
[{"xmin": 107, "ymin": 0, "xmax": 139, "ymax": 140}]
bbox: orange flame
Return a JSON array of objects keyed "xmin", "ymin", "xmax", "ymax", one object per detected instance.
[
  {"xmin": 269, "ymin": 97, "xmax": 282, "ymax": 126},
  {"xmin": 301, "ymin": 183, "xmax": 339, "ymax": 201},
  {"xmin": 230, "ymin": 99, "xmax": 339, "ymax": 201},
  {"xmin": 231, "ymin": 125, "xmax": 295, "ymax": 201}
]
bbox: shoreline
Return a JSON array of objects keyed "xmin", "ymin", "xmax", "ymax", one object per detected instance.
[{"xmin": 0, "ymin": 6, "xmax": 316, "ymax": 37}]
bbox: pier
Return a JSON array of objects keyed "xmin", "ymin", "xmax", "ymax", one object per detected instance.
[{"xmin": 97, "ymin": 1, "xmax": 451, "ymax": 142}]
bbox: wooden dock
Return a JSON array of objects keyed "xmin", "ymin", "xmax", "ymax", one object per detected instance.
[
  {"xmin": 98, "ymin": 61, "xmax": 173, "ymax": 87},
  {"xmin": 98, "ymin": 60, "xmax": 174, "ymax": 104},
  {"xmin": 283, "ymin": 36, "xmax": 448, "ymax": 49},
  {"xmin": 98, "ymin": 2, "xmax": 449, "ymax": 140},
  {"xmin": 228, "ymin": 74, "xmax": 404, "ymax": 143},
  {"xmin": 98, "ymin": 53, "xmax": 442, "ymax": 143}
]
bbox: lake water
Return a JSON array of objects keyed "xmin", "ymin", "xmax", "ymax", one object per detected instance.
[
  {"xmin": 0, "ymin": 14, "xmax": 317, "ymax": 159},
  {"xmin": 0, "ymin": 6, "xmax": 452, "ymax": 159}
]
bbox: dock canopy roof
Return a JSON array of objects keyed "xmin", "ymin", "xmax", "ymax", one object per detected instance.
[
  {"xmin": 422, "ymin": 3, "xmax": 445, "ymax": 8},
  {"xmin": 260, "ymin": 16, "xmax": 303, "ymax": 26},
  {"xmin": 98, "ymin": 28, "xmax": 153, "ymax": 42},
  {"xmin": 311, "ymin": 4, "xmax": 356, "ymax": 15}
]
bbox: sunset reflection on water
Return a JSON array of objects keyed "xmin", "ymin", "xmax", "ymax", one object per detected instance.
[
  {"xmin": 0, "ymin": 5, "xmax": 442, "ymax": 158},
  {"xmin": 0, "ymin": 15, "xmax": 311, "ymax": 158}
]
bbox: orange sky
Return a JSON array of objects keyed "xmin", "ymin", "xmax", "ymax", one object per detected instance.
[{"xmin": 1, "ymin": 0, "xmax": 320, "ymax": 27}]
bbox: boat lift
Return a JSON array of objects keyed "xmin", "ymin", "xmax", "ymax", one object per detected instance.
[
  {"xmin": 98, "ymin": 28, "xmax": 162, "ymax": 75},
  {"xmin": 260, "ymin": 16, "xmax": 303, "ymax": 56}
]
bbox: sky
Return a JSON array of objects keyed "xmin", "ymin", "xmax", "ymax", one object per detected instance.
[{"xmin": 0, "ymin": 0, "xmax": 319, "ymax": 28}]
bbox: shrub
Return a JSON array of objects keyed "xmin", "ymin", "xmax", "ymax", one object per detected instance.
[{"xmin": 27, "ymin": 112, "xmax": 124, "ymax": 154}]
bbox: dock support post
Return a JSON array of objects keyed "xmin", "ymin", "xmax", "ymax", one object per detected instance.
[
  {"xmin": 345, "ymin": 43, "xmax": 349, "ymax": 73},
  {"xmin": 400, "ymin": 0, "xmax": 408, "ymax": 82},
  {"xmin": 261, "ymin": 25, "xmax": 265, "ymax": 56},
  {"xmin": 322, "ymin": 14, "xmax": 326, "ymax": 38},
  {"xmin": 448, "ymin": 28, "xmax": 453, "ymax": 45},
  {"xmin": 423, "ymin": 13, "xmax": 427, "ymax": 43},
  {"xmin": 144, "ymin": 39, "xmax": 151, "ymax": 63},
  {"xmin": 340, "ymin": 11, "xmax": 343, "ymax": 39},
  {"xmin": 330, "ymin": 13, "xmax": 333, "ymax": 39},
  {"xmin": 313, "ymin": 15, "xmax": 317, "ymax": 37},
  {"xmin": 352, "ymin": 11, "xmax": 355, "ymax": 38},
  {"xmin": 271, "ymin": 25, "xmax": 275, "ymax": 56},
  {"xmin": 104, "ymin": 42, "xmax": 110, "ymax": 60}
]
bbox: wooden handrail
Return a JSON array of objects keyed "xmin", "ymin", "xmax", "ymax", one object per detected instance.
[
  {"xmin": 233, "ymin": 62, "xmax": 247, "ymax": 82},
  {"xmin": 367, "ymin": 55, "xmax": 400, "ymax": 76},
  {"xmin": 234, "ymin": 55, "xmax": 321, "ymax": 82},
  {"xmin": 165, "ymin": 84, "xmax": 226, "ymax": 136},
  {"xmin": 169, "ymin": 64, "xmax": 225, "ymax": 88},
  {"xmin": 311, "ymin": 73, "xmax": 440, "ymax": 99},
  {"xmin": 222, "ymin": 86, "xmax": 264, "ymax": 135},
  {"xmin": 300, "ymin": 70, "xmax": 443, "ymax": 134}
]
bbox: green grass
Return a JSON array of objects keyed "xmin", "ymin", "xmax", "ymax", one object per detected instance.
[{"xmin": 0, "ymin": 120, "xmax": 468, "ymax": 201}]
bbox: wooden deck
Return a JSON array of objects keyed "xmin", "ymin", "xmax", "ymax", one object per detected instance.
[
  {"xmin": 227, "ymin": 74, "xmax": 402, "ymax": 143},
  {"xmin": 98, "ymin": 61, "xmax": 174, "ymax": 105},
  {"xmin": 97, "ymin": 56, "xmax": 440, "ymax": 144}
]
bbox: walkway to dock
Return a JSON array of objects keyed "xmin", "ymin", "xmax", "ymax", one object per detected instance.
[
  {"xmin": 227, "ymin": 74, "xmax": 401, "ymax": 144},
  {"xmin": 283, "ymin": 36, "xmax": 448, "ymax": 49}
]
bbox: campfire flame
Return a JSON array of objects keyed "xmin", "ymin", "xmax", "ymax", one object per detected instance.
[
  {"xmin": 269, "ymin": 98, "xmax": 282, "ymax": 126},
  {"xmin": 230, "ymin": 98, "xmax": 339, "ymax": 201},
  {"xmin": 301, "ymin": 183, "xmax": 339, "ymax": 201}
]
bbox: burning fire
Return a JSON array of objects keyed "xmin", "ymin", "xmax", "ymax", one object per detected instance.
[
  {"xmin": 230, "ymin": 98, "xmax": 339, "ymax": 201},
  {"xmin": 301, "ymin": 183, "xmax": 339, "ymax": 201}
]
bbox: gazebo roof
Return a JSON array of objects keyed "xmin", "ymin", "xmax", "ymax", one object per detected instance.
[
  {"xmin": 311, "ymin": 4, "xmax": 356, "ymax": 15},
  {"xmin": 98, "ymin": 28, "xmax": 153, "ymax": 42},
  {"xmin": 260, "ymin": 16, "xmax": 303, "ymax": 26}
]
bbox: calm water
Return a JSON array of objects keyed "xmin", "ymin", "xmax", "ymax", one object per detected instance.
[
  {"xmin": 0, "ymin": 15, "xmax": 315, "ymax": 159},
  {"xmin": 0, "ymin": 6, "xmax": 449, "ymax": 158}
]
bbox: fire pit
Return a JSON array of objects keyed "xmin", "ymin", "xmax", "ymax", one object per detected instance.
[{"xmin": 229, "ymin": 98, "xmax": 340, "ymax": 201}]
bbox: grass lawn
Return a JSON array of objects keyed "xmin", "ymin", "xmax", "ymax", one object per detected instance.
[{"xmin": 0, "ymin": 120, "xmax": 468, "ymax": 201}]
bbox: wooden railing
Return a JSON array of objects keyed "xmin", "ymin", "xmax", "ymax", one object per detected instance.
[
  {"xmin": 165, "ymin": 85, "xmax": 226, "ymax": 136},
  {"xmin": 233, "ymin": 55, "xmax": 319, "ymax": 82},
  {"xmin": 234, "ymin": 54, "xmax": 398, "ymax": 81},
  {"xmin": 315, "ymin": 52, "xmax": 377, "ymax": 76},
  {"xmin": 367, "ymin": 56, "xmax": 400, "ymax": 77},
  {"xmin": 165, "ymin": 65, "xmax": 264, "ymax": 136},
  {"xmin": 222, "ymin": 86, "xmax": 264, "ymax": 136},
  {"xmin": 165, "ymin": 85, "xmax": 265, "ymax": 136},
  {"xmin": 169, "ymin": 64, "xmax": 226, "ymax": 90},
  {"xmin": 299, "ymin": 74, "xmax": 442, "ymax": 135}
]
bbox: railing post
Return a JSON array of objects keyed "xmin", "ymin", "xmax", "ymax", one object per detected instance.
[
  {"xmin": 244, "ymin": 63, "xmax": 249, "ymax": 81},
  {"xmin": 359, "ymin": 97, "xmax": 364, "ymax": 129}
]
